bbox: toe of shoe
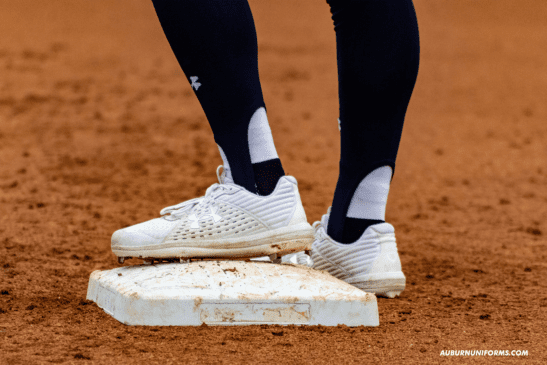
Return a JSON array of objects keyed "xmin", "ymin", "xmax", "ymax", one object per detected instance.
[
  {"xmin": 111, "ymin": 228, "xmax": 161, "ymax": 249},
  {"xmin": 111, "ymin": 218, "xmax": 176, "ymax": 249}
]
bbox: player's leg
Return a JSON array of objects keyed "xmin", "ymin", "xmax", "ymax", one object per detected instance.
[
  {"xmin": 151, "ymin": 0, "xmax": 283, "ymax": 196},
  {"xmin": 328, "ymin": 0, "xmax": 419, "ymax": 242},
  {"xmin": 310, "ymin": 0, "xmax": 420, "ymax": 297},
  {"xmin": 111, "ymin": 0, "xmax": 313, "ymax": 263}
]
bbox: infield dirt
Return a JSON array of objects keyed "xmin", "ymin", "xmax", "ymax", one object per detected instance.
[{"xmin": 0, "ymin": 0, "xmax": 546, "ymax": 363}]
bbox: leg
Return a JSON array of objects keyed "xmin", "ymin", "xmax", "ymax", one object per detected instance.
[
  {"xmin": 327, "ymin": 0, "xmax": 420, "ymax": 243},
  {"xmin": 311, "ymin": 0, "xmax": 420, "ymax": 297},
  {"xmin": 151, "ymin": 0, "xmax": 284, "ymax": 195},
  {"xmin": 111, "ymin": 1, "xmax": 315, "ymax": 263}
]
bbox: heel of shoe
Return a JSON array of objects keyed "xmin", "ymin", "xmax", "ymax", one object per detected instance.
[
  {"xmin": 351, "ymin": 272, "xmax": 406, "ymax": 298},
  {"xmin": 350, "ymin": 239, "xmax": 406, "ymax": 298},
  {"xmin": 286, "ymin": 178, "xmax": 309, "ymax": 227}
]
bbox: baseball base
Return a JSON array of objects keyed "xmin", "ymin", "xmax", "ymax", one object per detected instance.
[{"xmin": 86, "ymin": 261, "xmax": 379, "ymax": 326}]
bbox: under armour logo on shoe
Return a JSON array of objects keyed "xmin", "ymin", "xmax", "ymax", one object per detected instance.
[
  {"xmin": 188, "ymin": 207, "xmax": 223, "ymax": 229},
  {"xmin": 190, "ymin": 76, "xmax": 201, "ymax": 90}
]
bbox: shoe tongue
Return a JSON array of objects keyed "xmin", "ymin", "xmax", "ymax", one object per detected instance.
[
  {"xmin": 222, "ymin": 174, "xmax": 234, "ymax": 185},
  {"xmin": 322, "ymin": 212, "xmax": 330, "ymax": 227}
]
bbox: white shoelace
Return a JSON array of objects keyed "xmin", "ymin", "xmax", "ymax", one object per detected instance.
[{"xmin": 160, "ymin": 166, "xmax": 236, "ymax": 221}]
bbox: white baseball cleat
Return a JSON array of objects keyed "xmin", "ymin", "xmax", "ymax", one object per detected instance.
[
  {"xmin": 112, "ymin": 166, "xmax": 314, "ymax": 262},
  {"xmin": 311, "ymin": 208, "xmax": 406, "ymax": 298}
]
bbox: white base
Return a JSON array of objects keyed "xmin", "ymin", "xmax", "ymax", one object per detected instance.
[{"xmin": 86, "ymin": 261, "xmax": 379, "ymax": 326}]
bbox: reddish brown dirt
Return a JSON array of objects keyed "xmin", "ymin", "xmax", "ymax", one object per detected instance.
[{"xmin": 1, "ymin": 0, "xmax": 546, "ymax": 363}]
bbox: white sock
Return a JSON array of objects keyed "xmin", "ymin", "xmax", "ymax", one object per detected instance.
[
  {"xmin": 218, "ymin": 107, "xmax": 280, "ymax": 183},
  {"xmin": 247, "ymin": 107, "xmax": 279, "ymax": 164},
  {"xmin": 346, "ymin": 166, "xmax": 392, "ymax": 220}
]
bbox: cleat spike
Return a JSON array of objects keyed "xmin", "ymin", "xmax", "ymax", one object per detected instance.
[
  {"xmin": 180, "ymin": 258, "xmax": 190, "ymax": 264},
  {"xmin": 380, "ymin": 291, "xmax": 402, "ymax": 299},
  {"xmin": 272, "ymin": 254, "xmax": 282, "ymax": 264},
  {"xmin": 143, "ymin": 259, "xmax": 153, "ymax": 265},
  {"xmin": 117, "ymin": 257, "xmax": 125, "ymax": 264}
]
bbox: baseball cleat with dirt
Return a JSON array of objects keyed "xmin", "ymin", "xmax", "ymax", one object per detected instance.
[
  {"xmin": 310, "ymin": 208, "xmax": 406, "ymax": 298},
  {"xmin": 111, "ymin": 166, "xmax": 314, "ymax": 263}
]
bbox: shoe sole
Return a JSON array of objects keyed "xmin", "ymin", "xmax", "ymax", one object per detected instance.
[
  {"xmin": 348, "ymin": 272, "xmax": 406, "ymax": 298},
  {"xmin": 112, "ymin": 224, "xmax": 314, "ymax": 262}
]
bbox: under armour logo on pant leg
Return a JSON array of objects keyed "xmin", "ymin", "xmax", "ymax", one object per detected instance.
[{"xmin": 190, "ymin": 76, "xmax": 201, "ymax": 90}]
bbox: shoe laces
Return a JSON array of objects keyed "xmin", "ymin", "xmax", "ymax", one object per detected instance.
[{"xmin": 160, "ymin": 166, "xmax": 236, "ymax": 220}]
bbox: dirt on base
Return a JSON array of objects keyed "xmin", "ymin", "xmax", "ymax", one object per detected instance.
[{"xmin": 0, "ymin": 0, "xmax": 546, "ymax": 363}]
